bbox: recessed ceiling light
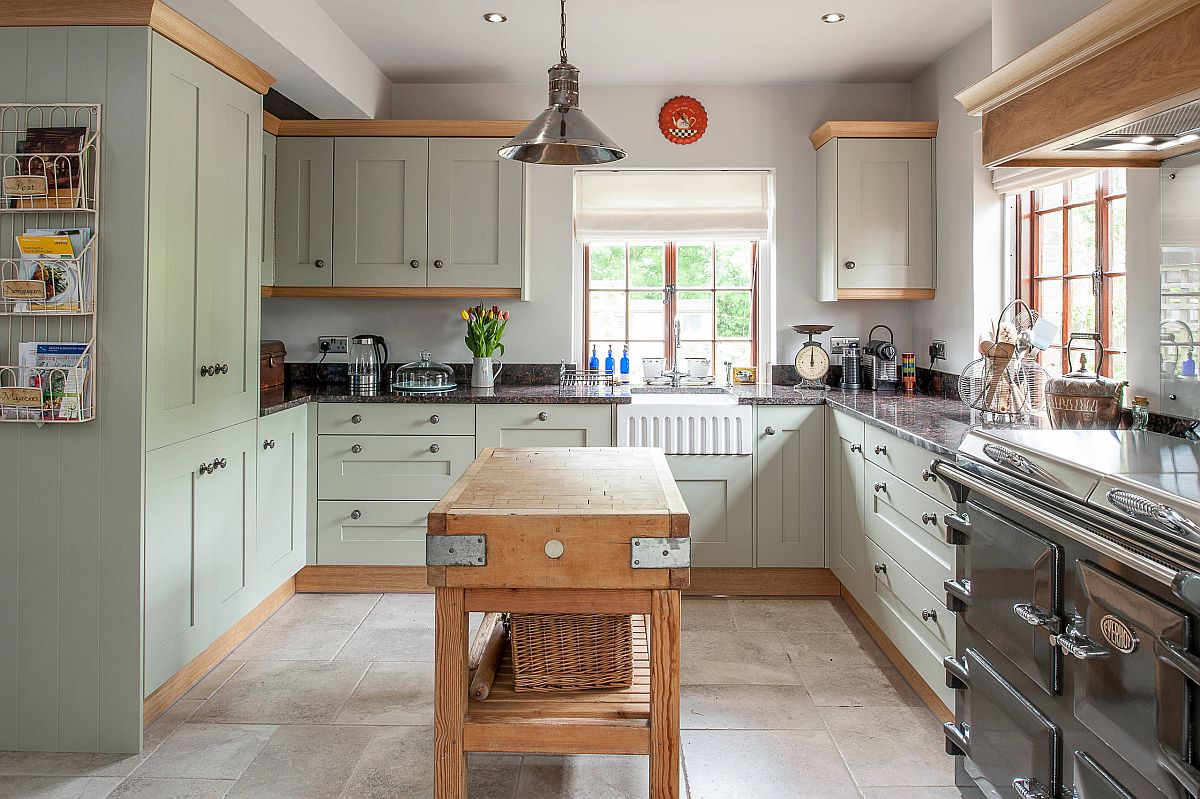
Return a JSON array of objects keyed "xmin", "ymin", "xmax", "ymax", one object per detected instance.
[
  {"xmin": 821, "ymin": 12, "xmax": 846, "ymax": 23},
  {"xmin": 1131, "ymin": 135, "xmax": 1155, "ymax": 144},
  {"xmin": 483, "ymin": 12, "xmax": 507, "ymax": 23}
]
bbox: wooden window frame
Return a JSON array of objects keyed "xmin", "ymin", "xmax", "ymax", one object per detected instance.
[
  {"xmin": 1015, "ymin": 170, "xmax": 1127, "ymax": 376},
  {"xmin": 582, "ymin": 240, "xmax": 759, "ymax": 370}
]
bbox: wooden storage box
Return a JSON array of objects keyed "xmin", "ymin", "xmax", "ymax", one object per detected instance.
[
  {"xmin": 509, "ymin": 613, "xmax": 633, "ymax": 692},
  {"xmin": 260, "ymin": 340, "xmax": 286, "ymax": 390}
]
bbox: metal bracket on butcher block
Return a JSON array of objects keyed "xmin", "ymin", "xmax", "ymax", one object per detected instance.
[{"xmin": 426, "ymin": 535, "xmax": 487, "ymax": 566}]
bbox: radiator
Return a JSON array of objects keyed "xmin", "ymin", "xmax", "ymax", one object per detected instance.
[{"xmin": 616, "ymin": 403, "xmax": 753, "ymax": 455}]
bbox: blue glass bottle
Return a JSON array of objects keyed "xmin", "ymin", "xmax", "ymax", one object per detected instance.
[
  {"xmin": 619, "ymin": 345, "xmax": 631, "ymax": 384},
  {"xmin": 604, "ymin": 345, "xmax": 615, "ymax": 376},
  {"xmin": 1185, "ymin": 349, "xmax": 1197, "ymax": 378},
  {"xmin": 588, "ymin": 344, "xmax": 599, "ymax": 371}
]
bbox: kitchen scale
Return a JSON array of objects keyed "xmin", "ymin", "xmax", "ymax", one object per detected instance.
[{"xmin": 790, "ymin": 324, "xmax": 833, "ymax": 390}]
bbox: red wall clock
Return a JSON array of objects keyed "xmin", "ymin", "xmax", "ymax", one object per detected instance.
[{"xmin": 659, "ymin": 96, "xmax": 707, "ymax": 145}]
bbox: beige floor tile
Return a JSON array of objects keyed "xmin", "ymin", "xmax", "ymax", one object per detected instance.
[
  {"xmin": 225, "ymin": 726, "xmax": 375, "ymax": 799},
  {"xmin": 781, "ymin": 631, "xmax": 885, "ymax": 669},
  {"xmin": 820, "ymin": 706, "xmax": 955, "ymax": 787},
  {"xmin": 516, "ymin": 755, "xmax": 649, "ymax": 799},
  {"xmin": 0, "ymin": 750, "xmax": 144, "ymax": 779},
  {"xmin": 267, "ymin": 594, "xmax": 380, "ymax": 626},
  {"xmin": 682, "ymin": 729, "xmax": 860, "ymax": 799},
  {"xmin": 680, "ymin": 632, "xmax": 801, "ymax": 685},
  {"xmin": 729, "ymin": 599, "xmax": 851, "ymax": 633},
  {"xmin": 333, "ymin": 662, "xmax": 433, "ymax": 725},
  {"xmin": 136, "ymin": 724, "xmax": 275, "ymax": 780},
  {"xmin": 232, "ymin": 621, "xmax": 361, "ymax": 662},
  {"xmin": 337, "ymin": 726, "xmax": 431, "ymax": 799},
  {"xmin": 799, "ymin": 665, "xmax": 924, "ymax": 708},
  {"xmin": 140, "ymin": 700, "xmax": 208, "ymax": 769},
  {"xmin": 109, "ymin": 777, "xmax": 234, "ymax": 798},
  {"xmin": 192, "ymin": 661, "xmax": 370, "ymax": 726},
  {"xmin": 859, "ymin": 789, "xmax": 969, "ymax": 798},
  {"xmin": 182, "ymin": 662, "xmax": 246, "ymax": 701},
  {"xmin": 681, "ymin": 599, "xmax": 736, "ymax": 632},
  {"xmin": 682, "ymin": 684, "xmax": 823, "ymax": 730},
  {"xmin": 358, "ymin": 594, "xmax": 434, "ymax": 629},
  {"xmin": 0, "ymin": 775, "xmax": 122, "ymax": 799},
  {"xmin": 333, "ymin": 627, "xmax": 435, "ymax": 662},
  {"xmin": 467, "ymin": 753, "xmax": 521, "ymax": 799}
]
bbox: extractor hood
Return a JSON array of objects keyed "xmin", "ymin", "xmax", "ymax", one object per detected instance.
[{"xmin": 1064, "ymin": 99, "xmax": 1200, "ymax": 153}]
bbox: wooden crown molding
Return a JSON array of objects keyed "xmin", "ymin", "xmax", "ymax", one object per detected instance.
[
  {"xmin": 957, "ymin": 0, "xmax": 1200, "ymax": 116},
  {"xmin": 272, "ymin": 119, "xmax": 529, "ymax": 138},
  {"xmin": 0, "ymin": 0, "xmax": 276, "ymax": 95},
  {"xmin": 262, "ymin": 285, "xmax": 523, "ymax": 299},
  {"xmin": 809, "ymin": 121, "xmax": 938, "ymax": 151},
  {"xmin": 837, "ymin": 288, "xmax": 936, "ymax": 301},
  {"xmin": 263, "ymin": 111, "xmax": 283, "ymax": 136}
]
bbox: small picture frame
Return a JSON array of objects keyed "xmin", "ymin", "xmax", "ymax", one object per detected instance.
[{"xmin": 732, "ymin": 366, "xmax": 758, "ymax": 384}]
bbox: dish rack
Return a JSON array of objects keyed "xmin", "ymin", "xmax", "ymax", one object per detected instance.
[
  {"xmin": 958, "ymin": 299, "xmax": 1050, "ymax": 419},
  {"xmin": 559, "ymin": 361, "xmax": 619, "ymax": 390},
  {"xmin": 0, "ymin": 103, "xmax": 101, "ymax": 425}
]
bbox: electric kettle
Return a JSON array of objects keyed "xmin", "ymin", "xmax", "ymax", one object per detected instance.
[{"xmin": 348, "ymin": 334, "xmax": 388, "ymax": 393}]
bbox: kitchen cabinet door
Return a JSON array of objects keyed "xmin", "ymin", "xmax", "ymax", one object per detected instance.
[
  {"xmin": 316, "ymin": 434, "xmax": 476, "ymax": 500},
  {"xmin": 274, "ymin": 137, "xmax": 334, "ymax": 286},
  {"xmin": 754, "ymin": 406, "xmax": 825, "ymax": 567},
  {"xmin": 427, "ymin": 138, "xmax": 524, "ymax": 289},
  {"xmin": 835, "ymin": 138, "xmax": 934, "ymax": 294},
  {"xmin": 333, "ymin": 137, "xmax": 428, "ymax": 287},
  {"xmin": 665, "ymin": 454, "xmax": 754, "ymax": 568},
  {"xmin": 261, "ymin": 131, "xmax": 276, "ymax": 285},
  {"xmin": 199, "ymin": 421, "xmax": 258, "ymax": 636},
  {"xmin": 257, "ymin": 406, "xmax": 308, "ymax": 592},
  {"xmin": 475, "ymin": 404, "xmax": 613, "ymax": 450},
  {"xmin": 316, "ymin": 500, "xmax": 435, "ymax": 565},
  {"xmin": 827, "ymin": 408, "xmax": 869, "ymax": 599}
]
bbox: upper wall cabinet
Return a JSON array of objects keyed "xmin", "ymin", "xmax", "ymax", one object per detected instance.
[
  {"xmin": 812, "ymin": 121, "xmax": 937, "ymax": 302},
  {"xmin": 261, "ymin": 131, "xmax": 276, "ymax": 285},
  {"xmin": 274, "ymin": 137, "xmax": 334, "ymax": 287}
]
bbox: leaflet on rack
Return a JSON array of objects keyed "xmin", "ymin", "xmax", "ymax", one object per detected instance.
[
  {"xmin": 10, "ymin": 228, "xmax": 92, "ymax": 312},
  {"xmin": 16, "ymin": 341, "xmax": 90, "ymax": 420}
]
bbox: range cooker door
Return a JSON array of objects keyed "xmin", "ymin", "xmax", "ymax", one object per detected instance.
[
  {"xmin": 948, "ymin": 502, "xmax": 1063, "ymax": 695},
  {"xmin": 1073, "ymin": 561, "xmax": 1198, "ymax": 799},
  {"xmin": 1071, "ymin": 750, "xmax": 1137, "ymax": 799},
  {"xmin": 944, "ymin": 648, "xmax": 1061, "ymax": 799}
]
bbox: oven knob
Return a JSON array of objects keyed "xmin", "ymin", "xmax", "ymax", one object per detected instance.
[
  {"xmin": 921, "ymin": 608, "xmax": 938, "ymax": 622},
  {"xmin": 874, "ymin": 563, "xmax": 887, "ymax": 574},
  {"xmin": 874, "ymin": 481, "xmax": 887, "ymax": 493}
]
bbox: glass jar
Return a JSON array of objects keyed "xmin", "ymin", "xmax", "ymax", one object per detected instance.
[
  {"xmin": 1130, "ymin": 395, "xmax": 1150, "ymax": 431},
  {"xmin": 392, "ymin": 350, "xmax": 456, "ymax": 393}
]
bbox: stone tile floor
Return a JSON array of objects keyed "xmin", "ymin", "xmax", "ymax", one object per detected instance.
[{"xmin": 0, "ymin": 595, "xmax": 969, "ymax": 798}]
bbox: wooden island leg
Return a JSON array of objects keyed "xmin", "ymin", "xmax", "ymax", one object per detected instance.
[
  {"xmin": 649, "ymin": 589, "xmax": 681, "ymax": 799},
  {"xmin": 434, "ymin": 587, "xmax": 468, "ymax": 799}
]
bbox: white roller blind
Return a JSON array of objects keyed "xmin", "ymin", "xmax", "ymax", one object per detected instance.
[
  {"xmin": 992, "ymin": 165, "xmax": 1101, "ymax": 195},
  {"xmin": 574, "ymin": 170, "xmax": 770, "ymax": 241}
]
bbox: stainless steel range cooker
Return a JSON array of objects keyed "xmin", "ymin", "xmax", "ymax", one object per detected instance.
[{"xmin": 933, "ymin": 428, "xmax": 1200, "ymax": 799}]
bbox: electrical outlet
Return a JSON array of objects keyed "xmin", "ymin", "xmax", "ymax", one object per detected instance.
[
  {"xmin": 318, "ymin": 336, "xmax": 347, "ymax": 354},
  {"xmin": 829, "ymin": 336, "xmax": 859, "ymax": 366},
  {"xmin": 930, "ymin": 340, "xmax": 947, "ymax": 361}
]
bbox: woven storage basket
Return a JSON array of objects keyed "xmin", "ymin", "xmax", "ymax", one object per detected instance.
[{"xmin": 509, "ymin": 613, "xmax": 633, "ymax": 692}]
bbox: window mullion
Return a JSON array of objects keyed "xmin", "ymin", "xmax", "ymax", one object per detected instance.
[{"xmin": 665, "ymin": 242, "xmax": 677, "ymax": 369}]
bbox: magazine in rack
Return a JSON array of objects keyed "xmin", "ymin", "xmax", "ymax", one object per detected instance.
[
  {"xmin": 15, "ymin": 341, "xmax": 90, "ymax": 420},
  {"xmin": 12, "ymin": 227, "xmax": 92, "ymax": 312}
]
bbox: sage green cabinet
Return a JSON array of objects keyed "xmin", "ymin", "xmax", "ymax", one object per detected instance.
[
  {"xmin": 274, "ymin": 136, "xmax": 334, "ymax": 286},
  {"xmin": 146, "ymin": 34, "xmax": 262, "ymax": 451},
  {"xmin": 316, "ymin": 434, "xmax": 476, "ymax": 500},
  {"xmin": 427, "ymin": 138, "xmax": 524, "ymax": 289},
  {"xmin": 261, "ymin": 131, "xmax": 276, "ymax": 284},
  {"xmin": 666, "ymin": 455, "xmax": 754, "ymax": 568},
  {"xmin": 256, "ymin": 406, "xmax": 308, "ymax": 592},
  {"xmin": 333, "ymin": 137, "xmax": 429, "ymax": 287},
  {"xmin": 317, "ymin": 500, "xmax": 434, "ymax": 565},
  {"xmin": 754, "ymin": 406, "xmax": 825, "ymax": 567},
  {"xmin": 476, "ymin": 404, "xmax": 612, "ymax": 450},
  {"xmin": 826, "ymin": 407, "xmax": 869, "ymax": 599},
  {"xmin": 145, "ymin": 420, "xmax": 257, "ymax": 696}
]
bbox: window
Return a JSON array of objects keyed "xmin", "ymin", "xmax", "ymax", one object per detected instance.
[
  {"xmin": 584, "ymin": 240, "xmax": 758, "ymax": 382},
  {"xmin": 1015, "ymin": 170, "xmax": 1127, "ymax": 379}
]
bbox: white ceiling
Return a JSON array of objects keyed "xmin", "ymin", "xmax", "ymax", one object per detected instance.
[{"xmin": 314, "ymin": 0, "xmax": 990, "ymax": 85}]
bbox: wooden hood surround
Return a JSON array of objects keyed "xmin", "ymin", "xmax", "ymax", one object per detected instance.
[{"xmin": 957, "ymin": 0, "xmax": 1200, "ymax": 168}]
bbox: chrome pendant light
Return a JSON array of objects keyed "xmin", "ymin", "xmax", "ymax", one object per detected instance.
[{"xmin": 499, "ymin": 0, "xmax": 626, "ymax": 165}]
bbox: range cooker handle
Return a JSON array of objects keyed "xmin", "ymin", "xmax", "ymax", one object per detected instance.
[
  {"xmin": 1156, "ymin": 638, "xmax": 1200, "ymax": 685},
  {"xmin": 1173, "ymin": 571, "xmax": 1200, "ymax": 615},
  {"xmin": 943, "ymin": 513, "xmax": 972, "ymax": 545},
  {"xmin": 943, "ymin": 655, "xmax": 969, "ymax": 690},
  {"xmin": 1054, "ymin": 625, "xmax": 1110, "ymax": 660},
  {"xmin": 1012, "ymin": 603, "xmax": 1062, "ymax": 636},
  {"xmin": 1107, "ymin": 489, "xmax": 1200, "ymax": 539},
  {"xmin": 1011, "ymin": 778, "xmax": 1054, "ymax": 799},
  {"xmin": 1160, "ymin": 742, "xmax": 1200, "ymax": 799},
  {"xmin": 943, "ymin": 722, "xmax": 969, "ymax": 757},
  {"xmin": 944, "ymin": 578, "xmax": 971, "ymax": 612}
]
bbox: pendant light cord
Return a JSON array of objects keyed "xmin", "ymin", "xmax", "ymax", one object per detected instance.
[{"xmin": 559, "ymin": 0, "xmax": 568, "ymax": 64}]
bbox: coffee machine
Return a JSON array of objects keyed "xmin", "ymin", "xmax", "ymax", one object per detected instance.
[{"xmin": 861, "ymin": 324, "xmax": 899, "ymax": 392}]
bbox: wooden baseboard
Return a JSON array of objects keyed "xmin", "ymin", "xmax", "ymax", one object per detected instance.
[
  {"xmin": 684, "ymin": 567, "xmax": 840, "ymax": 596},
  {"xmin": 295, "ymin": 565, "xmax": 433, "ymax": 593},
  {"xmin": 142, "ymin": 577, "xmax": 296, "ymax": 726},
  {"xmin": 838, "ymin": 584, "xmax": 953, "ymax": 724}
]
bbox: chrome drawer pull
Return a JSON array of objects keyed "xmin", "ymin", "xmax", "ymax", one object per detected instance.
[
  {"xmin": 922, "ymin": 468, "xmax": 937, "ymax": 483},
  {"xmin": 429, "ymin": 414, "xmax": 440, "ymax": 424},
  {"xmin": 874, "ymin": 481, "xmax": 887, "ymax": 493},
  {"xmin": 351, "ymin": 444, "xmax": 363, "ymax": 454},
  {"xmin": 538, "ymin": 411, "xmax": 549, "ymax": 421},
  {"xmin": 350, "ymin": 509, "xmax": 362, "ymax": 520},
  {"xmin": 921, "ymin": 512, "xmax": 938, "ymax": 525},
  {"xmin": 409, "ymin": 259, "xmax": 420, "ymax": 269},
  {"xmin": 874, "ymin": 563, "xmax": 887, "ymax": 574},
  {"xmin": 429, "ymin": 443, "xmax": 440, "ymax": 454},
  {"xmin": 1107, "ymin": 488, "xmax": 1200, "ymax": 538},
  {"xmin": 1012, "ymin": 778, "xmax": 1053, "ymax": 799},
  {"xmin": 764, "ymin": 426, "xmax": 776, "ymax": 436},
  {"xmin": 1054, "ymin": 625, "xmax": 1110, "ymax": 660},
  {"xmin": 874, "ymin": 444, "xmax": 887, "ymax": 455},
  {"xmin": 850, "ymin": 443, "xmax": 863, "ymax": 453},
  {"xmin": 351, "ymin": 414, "xmax": 363, "ymax": 424},
  {"xmin": 921, "ymin": 608, "xmax": 937, "ymax": 622}
]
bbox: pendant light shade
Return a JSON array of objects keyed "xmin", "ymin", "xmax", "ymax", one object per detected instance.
[{"xmin": 499, "ymin": 2, "xmax": 625, "ymax": 165}]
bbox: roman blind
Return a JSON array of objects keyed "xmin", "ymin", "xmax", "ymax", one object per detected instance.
[
  {"xmin": 991, "ymin": 165, "xmax": 1101, "ymax": 195},
  {"xmin": 574, "ymin": 170, "xmax": 771, "ymax": 241}
]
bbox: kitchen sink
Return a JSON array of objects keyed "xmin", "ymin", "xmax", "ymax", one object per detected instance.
[
  {"xmin": 620, "ymin": 387, "xmax": 750, "ymax": 453},
  {"xmin": 629, "ymin": 387, "xmax": 738, "ymax": 406}
]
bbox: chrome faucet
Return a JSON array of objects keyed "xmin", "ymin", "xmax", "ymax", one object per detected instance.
[{"xmin": 662, "ymin": 317, "xmax": 687, "ymax": 387}]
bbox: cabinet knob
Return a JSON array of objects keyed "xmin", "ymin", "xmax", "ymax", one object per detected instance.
[
  {"xmin": 314, "ymin": 259, "xmax": 325, "ymax": 268},
  {"xmin": 921, "ymin": 608, "xmax": 938, "ymax": 622},
  {"xmin": 429, "ymin": 443, "xmax": 440, "ymax": 454},
  {"xmin": 351, "ymin": 414, "xmax": 363, "ymax": 424},
  {"xmin": 844, "ymin": 260, "xmax": 856, "ymax": 270},
  {"xmin": 874, "ymin": 562, "xmax": 887, "ymax": 574},
  {"xmin": 429, "ymin": 414, "xmax": 440, "ymax": 424},
  {"xmin": 764, "ymin": 426, "xmax": 776, "ymax": 436},
  {"xmin": 217, "ymin": 458, "xmax": 227, "ymax": 469},
  {"xmin": 409, "ymin": 259, "xmax": 420, "ymax": 269},
  {"xmin": 350, "ymin": 509, "xmax": 362, "ymax": 520},
  {"xmin": 874, "ymin": 445, "xmax": 887, "ymax": 455},
  {"xmin": 921, "ymin": 512, "xmax": 938, "ymax": 526},
  {"xmin": 850, "ymin": 443, "xmax": 863, "ymax": 453},
  {"xmin": 198, "ymin": 462, "xmax": 212, "ymax": 476},
  {"xmin": 434, "ymin": 259, "xmax": 444, "ymax": 268},
  {"xmin": 874, "ymin": 481, "xmax": 887, "ymax": 493},
  {"xmin": 217, "ymin": 363, "xmax": 229, "ymax": 375},
  {"xmin": 200, "ymin": 365, "xmax": 213, "ymax": 377},
  {"xmin": 922, "ymin": 468, "xmax": 937, "ymax": 483},
  {"xmin": 351, "ymin": 444, "xmax": 363, "ymax": 454},
  {"xmin": 263, "ymin": 439, "xmax": 275, "ymax": 450},
  {"xmin": 538, "ymin": 411, "xmax": 549, "ymax": 421}
]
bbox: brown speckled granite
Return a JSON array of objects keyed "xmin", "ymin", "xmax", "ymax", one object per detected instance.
[{"xmin": 286, "ymin": 362, "xmax": 566, "ymax": 387}]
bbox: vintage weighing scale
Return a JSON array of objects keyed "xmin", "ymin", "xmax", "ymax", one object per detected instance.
[{"xmin": 790, "ymin": 324, "xmax": 833, "ymax": 390}]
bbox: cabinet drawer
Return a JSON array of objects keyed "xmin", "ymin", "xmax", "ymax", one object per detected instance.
[
  {"xmin": 476, "ymin": 404, "xmax": 612, "ymax": 450},
  {"xmin": 317, "ymin": 500, "xmax": 434, "ymax": 565},
  {"xmin": 864, "ymin": 461, "xmax": 953, "ymax": 597},
  {"xmin": 317, "ymin": 434, "xmax": 475, "ymax": 500},
  {"xmin": 864, "ymin": 426, "xmax": 955, "ymax": 506},
  {"xmin": 865, "ymin": 538, "xmax": 955, "ymax": 709},
  {"xmin": 318, "ymin": 403, "xmax": 474, "ymax": 436}
]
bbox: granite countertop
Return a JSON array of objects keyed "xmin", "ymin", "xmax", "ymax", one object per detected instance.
[{"xmin": 261, "ymin": 381, "xmax": 1047, "ymax": 456}]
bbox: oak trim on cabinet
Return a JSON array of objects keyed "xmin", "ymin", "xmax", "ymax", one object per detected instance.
[
  {"xmin": 262, "ymin": 111, "xmax": 282, "ymax": 136},
  {"xmin": 295, "ymin": 565, "xmax": 433, "ymax": 593},
  {"xmin": 262, "ymin": 285, "xmax": 523, "ymax": 299},
  {"xmin": 809, "ymin": 121, "xmax": 938, "ymax": 151},
  {"xmin": 839, "ymin": 583, "xmax": 953, "ymax": 724},
  {"xmin": 142, "ymin": 576, "xmax": 296, "ymax": 725},
  {"xmin": 0, "ymin": 0, "xmax": 277, "ymax": 95},
  {"xmin": 836, "ymin": 288, "xmax": 936, "ymax": 301},
  {"xmin": 273, "ymin": 119, "xmax": 529, "ymax": 138}
]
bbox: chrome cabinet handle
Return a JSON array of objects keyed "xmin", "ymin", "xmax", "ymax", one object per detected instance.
[
  {"xmin": 874, "ymin": 481, "xmax": 887, "ymax": 493},
  {"xmin": 850, "ymin": 443, "xmax": 863, "ymax": 453},
  {"xmin": 922, "ymin": 512, "xmax": 938, "ymax": 525},
  {"xmin": 921, "ymin": 608, "xmax": 938, "ymax": 622},
  {"xmin": 200, "ymin": 365, "xmax": 213, "ymax": 377},
  {"xmin": 1012, "ymin": 778, "xmax": 1053, "ymax": 799},
  {"xmin": 844, "ymin": 260, "xmax": 856, "ymax": 270},
  {"xmin": 409, "ymin": 259, "xmax": 420, "ymax": 269},
  {"xmin": 429, "ymin": 414, "xmax": 440, "ymax": 424},
  {"xmin": 1054, "ymin": 625, "xmax": 1110, "ymax": 660},
  {"xmin": 1107, "ymin": 488, "xmax": 1200, "ymax": 538},
  {"xmin": 538, "ymin": 411, "xmax": 549, "ymax": 421},
  {"xmin": 350, "ymin": 509, "xmax": 362, "ymax": 520},
  {"xmin": 874, "ymin": 563, "xmax": 887, "ymax": 574},
  {"xmin": 874, "ymin": 445, "xmax": 887, "ymax": 455},
  {"xmin": 922, "ymin": 468, "xmax": 937, "ymax": 483},
  {"xmin": 434, "ymin": 259, "xmax": 444, "ymax": 268},
  {"xmin": 263, "ymin": 439, "xmax": 275, "ymax": 450},
  {"xmin": 314, "ymin": 259, "xmax": 325, "ymax": 268},
  {"xmin": 764, "ymin": 426, "xmax": 776, "ymax": 435},
  {"xmin": 429, "ymin": 443, "xmax": 440, "ymax": 453},
  {"xmin": 351, "ymin": 414, "xmax": 362, "ymax": 424},
  {"xmin": 351, "ymin": 444, "xmax": 363, "ymax": 454}
]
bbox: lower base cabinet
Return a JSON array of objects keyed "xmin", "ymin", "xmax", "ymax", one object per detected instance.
[
  {"xmin": 476, "ymin": 404, "xmax": 612, "ymax": 449},
  {"xmin": 317, "ymin": 500, "xmax": 435, "ymax": 565},
  {"xmin": 755, "ymin": 406, "xmax": 825, "ymax": 567},
  {"xmin": 256, "ymin": 406, "xmax": 308, "ymax": 592},
  {"xmin": 666, "ymin": 455, "xmax": 754, "ymax": 567},
  {"xmin": 827, "ymin": 408, "xmax": 868, "ymax": 596}
]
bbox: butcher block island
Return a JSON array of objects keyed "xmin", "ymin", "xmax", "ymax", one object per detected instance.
[{"xmin": 427, "ymin": 447, "xmax": 691, "ymax": 799}]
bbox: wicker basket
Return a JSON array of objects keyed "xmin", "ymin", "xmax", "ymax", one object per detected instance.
[{"xmin": 509, "ymin": 613, "xmax": 633, "ymax": 692}]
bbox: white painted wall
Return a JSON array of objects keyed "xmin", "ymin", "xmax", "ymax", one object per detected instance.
[
  {"xmin": 990, "ymin": 0, "xmax": 1108, "ymax": 67},
  {"xmin": 1127, "ymin": 167, "xmax": 1164, "ymax": 409},
  {"xmin": 263, "ymin": 81, "xmax": 920, "ymax": 366}
]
